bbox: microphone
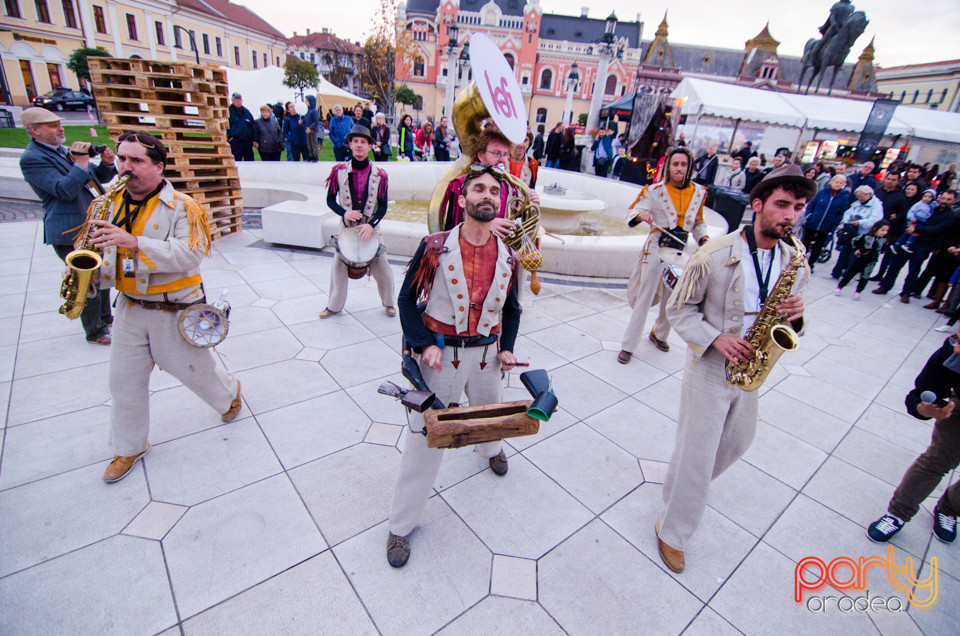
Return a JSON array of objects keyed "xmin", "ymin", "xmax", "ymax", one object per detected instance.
[{"xmin": 920, "ymin": 390, "xmax": 937, "ymax": 404}]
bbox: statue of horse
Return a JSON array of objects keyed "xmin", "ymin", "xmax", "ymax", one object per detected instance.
[{"xmin": 798, "ymin": 10, "xmax": 868, "ymax": 95}]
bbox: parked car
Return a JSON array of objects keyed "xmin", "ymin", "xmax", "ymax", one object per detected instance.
[{"xmin": 33, "ymin": 89, "xmax": 94, "ymax": 112}]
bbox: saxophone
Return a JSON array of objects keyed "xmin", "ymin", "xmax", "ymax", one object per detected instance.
[
  {"xmin": 725, "ymin": 230, "xmax": 806, "ymax": 392},
  {"xmin": 59, "ymin": 174, "xmax": 130, "ymax": 320}
]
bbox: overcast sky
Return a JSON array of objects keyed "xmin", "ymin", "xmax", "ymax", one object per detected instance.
[{"xmin": 237, "ymin": 0, "xmax": 959, "ymax": 68}]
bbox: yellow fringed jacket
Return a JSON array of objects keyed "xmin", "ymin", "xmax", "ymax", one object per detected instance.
[{"xmin": 96, "ymin": 181, "xmax": 211, "ymax": 303}]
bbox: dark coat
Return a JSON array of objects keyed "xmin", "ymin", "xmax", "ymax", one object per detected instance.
[
  {"xmin": 694, "ymin": 154, "xmax": 718, "ymax": 185},
  {"xmin": 545, "ymin": 130, "xmax": 562, "ymax": 161},
  {"xmin": 803, "ymin": 187, "xmax": 851, "ymax": 232},
  {"xmin": 254, "ymin": 116, "xmax": 283, "ymax": 154},
  {"xmin": 531, "ymin": 133, "xmax": 545, "ymax": 161},
  {"xmin": 282, "ymin": 113, "xmax": 307, "ymax": 146},
  {"xmin": 228, "ymin": 105, "xmax": 255, "ymax": 141},
  {"xmin": 19, "ymin": 140, "xmax": 117, "ymax": 245}
]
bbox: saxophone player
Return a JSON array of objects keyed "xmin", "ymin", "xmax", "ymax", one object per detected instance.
[
  {"xmin": 87, "ymin": 131, "xmax": 242, "ymax": 483},
  {"xmin": 654, "ymin": 165, "xmax": 816, "ymax": 573}
]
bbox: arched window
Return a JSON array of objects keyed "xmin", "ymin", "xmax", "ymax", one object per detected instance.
[
  {"xmin": 604, "ymin": 74, "xmax": 617, "ymax": 96},
  {"xmin": 539, "ymin": 68, "xmax": 552, "ymax": 90},
  {"xmin": 900, "ymin": 91, "xmax": 906, "ymax": 102},
  {"xmin": 926, "ymin": 89, "xmax": 934, "ymax": 103},
  {"xmin": 912, "ymin": 90, "xmax": 919, "ymax": 103},
  {"xmin": 942, "ymin": 88, "xmax": 949, "ymax": 104},
  {"xmin": 504, "ymin": 52, "xmax": 515, "ymax": 70},
  {"xmin": 413, "ymin": 56, "xmax": 425, "ymax": 77},
  {"xmin": 535, "ymin": 107, "xmax": 547, "ymax": 123}
]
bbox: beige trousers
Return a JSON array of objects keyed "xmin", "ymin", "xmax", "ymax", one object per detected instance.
[
  {"xmin": 621, "ymin": 257, "xmax": 672, "ymax": 353},
  {"xmin": 389, "ymin": 345, "xmax": 504, "ymax": 537},
  {"xmin": 327, "ymin": 251, "xmax": 396, "ymax": 312},
  {"xmin": 108, "ymin": 300, "xmax": 238, "ymax": 456},
  {"xmin": 658, "ymin": 350, "xmax": 758, "ymax": 550}
]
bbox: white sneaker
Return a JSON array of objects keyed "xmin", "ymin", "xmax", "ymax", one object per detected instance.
[
  {"xmin": 853, "ymin": 292, "xmax": 861, "ymax": 300},
  {"xmin": 833, "ymin": 287, "xmax": 841, "ymax": 296},
  {"xmin": 935, "ymin": 324, "xmax": 955, "ymax": 333}
]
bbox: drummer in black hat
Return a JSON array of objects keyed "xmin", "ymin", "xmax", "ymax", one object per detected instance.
[
  {"xmin": 654, "ymin": 164, "xmax": 816, "ymax": 574},
  {"xmin": 319, "ymin": 123, "xmax": 397, "ymax": 318}
]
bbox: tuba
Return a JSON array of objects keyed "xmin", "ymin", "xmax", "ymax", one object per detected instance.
[
  {"xmin": 426, "ymin": 33, "xmax": 542, "ymax": 285},
  {"xmin": 725, "ymin": 231, "xmax": 806, "ymax": 391},
  {"xmin": 59, "ymin": 174, "xmax": 130, "ymax": 319}
]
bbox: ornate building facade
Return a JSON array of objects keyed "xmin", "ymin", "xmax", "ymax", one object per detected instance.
[
  {"xmin": 395, "ymin": 2, "xmax": 880, "ymax": 130},
  {"xmin": 1, "ymin": 0, "xmax": 286, "ymax": 106},
  {"xmin": 877, "ymin": 59, "xmax": 960, "ymax": 112},
  {"xmin": 396, "ymin": 0, "xmax": 643, "ymax": 127}
]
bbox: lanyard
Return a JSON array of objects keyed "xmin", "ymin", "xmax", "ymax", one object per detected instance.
[
  {"xmin": 113, "ymin": 181, "xmax": 165, "ymax": 232},
  {"xmin": 744, "ymin": 226, "xmax": 775, "ymax": 304}
]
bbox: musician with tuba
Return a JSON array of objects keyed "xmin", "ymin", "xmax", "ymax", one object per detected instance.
[
  {"xmin": 654, "ymin": 165, "xmax": 816, "ymax": 574},
  {"xmin": 387, "ymin": 165, "xmax": 523, "ymax": 568},
  {"xmin": 619, "ymin": 147, "xmax": 709, "ymax": 364},
  {"xmin": 19, "ymin": 107, "xmax": 117, "ymax": 345},
  {"xmin": 318, "ymin": 124, "xmax": 397, "ymax": 319},
  {"xmin": 86, "ymin": 131, "xmax": 242, "ymax": 483},
  {"xmin": 438, "ymin": 127, "xmax": 540, "ymax": 237}
]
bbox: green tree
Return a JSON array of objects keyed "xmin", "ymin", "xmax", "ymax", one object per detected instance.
[
  {"xmin": 283, "ymin": 58, "xmax": 319, "ymax": 100},
  {"xmin": 577, "ymin": 113, "xmax": 588, "ymax": 127},
  {"xmin": 395, "ymin": 85, "xmax": 417, "ymax": 107},
  {"xmin": 66, "ymin": 47, "xmax": 111, "ymax": 85},
  {"xmin": 361, "ymin": 0, "xmax": 414, "ymax": 118}
]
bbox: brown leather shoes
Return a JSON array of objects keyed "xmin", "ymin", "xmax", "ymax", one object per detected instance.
[
  {"xmin": 87, "ymin": 333, "xmax": 112, "ymax": 345},
  {"xmin": 489, "ymin": 450, "xmax": 509, "ymax": 476},
  {"xmin": 387, "ymin": 532, "xmax": 410, "ymax": 568},
  {"xmin": 649, "ymin": 331, "xmax": 670, "ymax": 352},
  {"xmin": 656, "ymin": 521, "xmax": 685, "ymax": 573},
  {"xmin": 221, "ymin": 381, "xmax": 242, "ymax": 422},
  {"xmin": 617, "ymin": 350, "xmax": 632, "ymax": 364},
  {"xmin": 318, "ymin": 308, "xmax": 339, "ymax": 319},
  {"xmin": 103, "ymin": 444, "xmax": 150, "ymax": 483}
]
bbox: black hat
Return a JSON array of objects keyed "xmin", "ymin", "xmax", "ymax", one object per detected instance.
[
  {"xmin": 749, "ymin": 164, "xmax": 817, "ymax": 202},
  {"xmin": 345, "ymin": 124, "xmax": 374, "ymax": 143}
]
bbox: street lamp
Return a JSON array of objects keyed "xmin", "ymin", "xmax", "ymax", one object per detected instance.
[
  {"xmin": 443, "ymin": 21, "xmax": 460, "ymax": 118},
  {"xmin": 172, "ymin": 25, "xmax": 200, "ymax": 65},
  {"xmin": 562, "ymin": 61, "xmax": 580, "ymax": 126},
  {"xmin": 586, "ymin": 12, "xmax": 622, "ymax": 132}
]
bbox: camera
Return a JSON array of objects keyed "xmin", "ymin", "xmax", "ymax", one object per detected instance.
[{"xmin": 70, "ymin": 144, "xmax": 107, "ymax": 157}]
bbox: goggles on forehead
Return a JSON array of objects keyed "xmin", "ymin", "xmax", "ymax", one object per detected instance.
[{"xmin": 466, "ymin": 163, "xmax": 506, "ymax": 181}]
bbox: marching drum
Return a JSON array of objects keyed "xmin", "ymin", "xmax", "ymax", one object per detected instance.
[{"xmin": 332, "ymin": 225, "xmax": 383, "ymax": 279}]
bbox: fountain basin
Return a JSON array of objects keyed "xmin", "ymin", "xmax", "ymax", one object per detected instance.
[{"xmin": 245, "ymin": 163, "xmax": 729, "ymax": 279}]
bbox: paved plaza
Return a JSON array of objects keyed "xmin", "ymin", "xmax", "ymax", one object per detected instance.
[{"xmin": 0, "ymin": 217, "xmax": 957, "ymax": 635}]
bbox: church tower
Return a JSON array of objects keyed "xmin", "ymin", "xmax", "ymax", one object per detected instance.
[
  {"xmin": 846, "ymin": 37, "xmax": 878, "ymax": 92},
  {"xmin": 642, "ymin": 13, "xmax": 674, "ymax": 68}
]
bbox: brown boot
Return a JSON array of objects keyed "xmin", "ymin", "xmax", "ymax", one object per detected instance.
[
  {"xmin": 221, "ymin": 381, "xmax": 242, "ymax": 422},
  {"xmin": 655, "ymin": 520, "xmax": 685, "ymax": 573},
  {"xmin": 924, "ymin": 283, "xmax": 948, "ymax": 310},
  {"xmin": 937, "ymin": 285, "xmax": 957, "ymax": 314},
  {"xmin": 103, "ymin": 445, "xmax": 151, "ymax": 483}
]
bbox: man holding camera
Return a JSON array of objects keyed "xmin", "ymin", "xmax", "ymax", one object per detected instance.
[
  {"xmin": 618, "ymin": 147, "xmax": 709, "ymax": 364},
  {"xmin": 19, "ymin": 107, "xmax": 116, "ymax": 344}
]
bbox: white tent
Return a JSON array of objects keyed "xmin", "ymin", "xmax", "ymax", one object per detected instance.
[
  {"xmin": 224, "ymin": 66, "xmax": 364, "ymax": 107},
  {"xmin": 672, "ymin": 78, "xmax": 805, "ymax": 128},
  {"xmin": 891, "ymin": 107, "xmax": 960, "ymax": 145},
  {"xmin": 671, "ymin": 77, "xmax": 960, "ymax": 143}
]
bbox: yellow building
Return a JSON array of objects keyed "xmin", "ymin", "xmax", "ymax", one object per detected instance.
[
  {"xmin": 1, "ymin": 0, "xmax": 286, "ymax": 106},
  {"xmin": 877, "ymin": 59, "xmax": 960, "ymax": 112}
]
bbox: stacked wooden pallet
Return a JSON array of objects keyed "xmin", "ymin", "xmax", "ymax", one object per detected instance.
[{"xmin": 88, "ymin": 58, "xmax": 242, "ymax": 241}]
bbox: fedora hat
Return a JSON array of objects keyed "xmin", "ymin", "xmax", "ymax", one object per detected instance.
[
  {"xmin": 345, "ymin": 124, "xmax": 374, "ymax": 143},
  {"xmin": 21, "ymin": 107, "xmax": 62, "ymax": 127},
  {"xmin": 749, "ymin": 164, "xmax": 817, "ymax": 202}
]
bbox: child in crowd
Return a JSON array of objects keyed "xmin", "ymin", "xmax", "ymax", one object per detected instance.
[
  {"xmin": 894, "ymin": 189, "xmax": 937, "ymax": 253},
  {"xmin": 835, "ymin": 220, "xmax": 890, "ymax": 299}
]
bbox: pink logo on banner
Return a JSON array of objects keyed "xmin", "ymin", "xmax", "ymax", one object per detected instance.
[{"xmin": 484, "ymin": 71, "xmax": 517, "ymax": 121}]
